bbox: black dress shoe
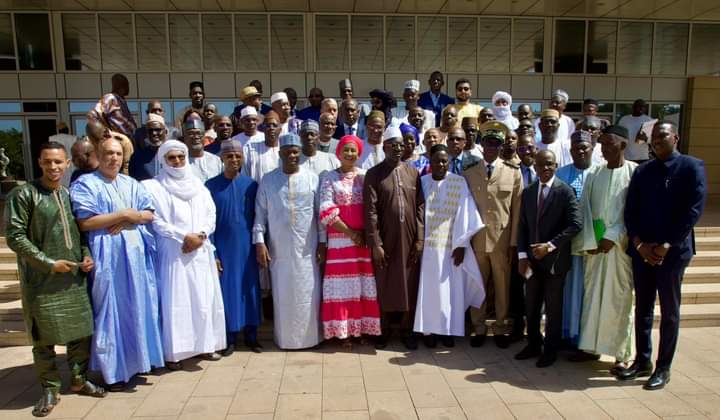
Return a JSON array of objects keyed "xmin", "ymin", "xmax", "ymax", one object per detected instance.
[
  {"xmin": 514, "ymin": 345, "xmax": 542, "ymax": 360},
  {"xmin": 423, "ymin": 335, "xmax": 437, "ymax": 348},
  {"xmin": 221, "ymin": 345, "xmax": 235, "ymax": 357},
  {"xmin": 402, "ymin": 334, "xmax": 418, "ymax": 350},
  {"xmin": 374, "ymin": 335, "xmax": 388, "ymax": 350},
  {"xmin": 644, "ymin": 369, "xmax": 671, "ymax": 390},
  {"xmin": 509, "ymin": 329, "xmax": 525, "ymax": 343},
  {"xmin": 494, "ymin": 334, "xmax": 510, "ymax": 349},
  {"xmin": 440, "ymin": 336, "xmax": 455, "ymax": 348},
  {"xmin": 616, "ymin": 360, "xmax": 653, "ymax": 381},
  {"xmin": 470, "ymin": 334, "xmax": 486, "ymax": 348},
  {"xmin": 108, "ymin": 381, "xmax": 127, "ymax": 392},
  {"xmin": 536, "ymin": 352, "xmax": 557, "ymax": 368},
  {"xmin": 245, "ymin": 340, "xmax": 263, "ymax": 353}
]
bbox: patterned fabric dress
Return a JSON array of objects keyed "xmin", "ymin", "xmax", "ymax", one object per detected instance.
[{"xmin": 319, "ymin": 168, "xmax": 382, "ymax": 339}]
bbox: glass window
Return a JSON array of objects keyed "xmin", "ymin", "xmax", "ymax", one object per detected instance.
[
  {"xmin": 614, "ymin": 103, "xmax": 633, "ymax": 124},
  {"xmin": 0, "ymin": 14, "xmax": 15, "ymax": 70},
  {"xmin": 448, "ymin": 17, "xmax": 476, "ymax": 73},
  {"xmin": 202, "ymin": 14, "xmax": 233, "ymax": 70},
  {"xmin": 617, "ymin": 22, "xmax": 652, "ymax": 74},
  {"xmin": 316, "ymin": 15, "xmax": 348, "ymax": 71},
  {"xmin": 271, "ymin": 15, "xmax": 304, "ymax": 71},
  {"xmin": 140, "ymin": 100, "xmax": 172, "ymax": 125},
  {"xmin": 69, "ymin": 101, "xmax": 96, "ymax": 113},
  {"xmin": 0, "ymin": 119, "xmax": 25, "ymax": 180},
  {"xmin": 417, "ymin": 16, "xmax": 446, "ymax": 72},
  {"xmin": 554, "ymin": 20, "xmax": 585, "ymax": 73},
  {"xmin": 689, "ymin": 24, "xmax": 720, "ymax": 76},
  {"xmin": 512, "ymin": 19, "xmax": 543, "ymax": 73},
  {"xmin": 351, "ymin": 16, "xmax": 383, "ymax": 71},
  {"xmin": 0, "ymin": 103, "xmax": 21, "ymax": 113},
  {"xmin": 386, "ymin": 16, "xmax": 414, "ymax": 72},
  {"xmin": 478, "ymin": 18, "xmax": 510, "ymax": 73},
  {"xmin": 235, "ymin": 15, "xmax": 268, "ymax": 71},
  {"xmin": 650, "ymin": 103, "xmax": 683, "ymax": 130},
  {"xmin": 174, "ymin": 101, "xmax": 191, "ymax": 121},
  {"xmin": 209, "ymin": 100, "xmax": 235, "ymax": 117},
  {"xmin": 169, "ymin": 14, "xmax": 200, "ymax": 70},
  {"xmin": 99, "ymin": 14, "xmax": 135, "ymax": 71},
  {"xmin": 653, "ymin": 23, "xmax": 688, "ymax": 75},
  {"xmin": 135, "ymin": 14, "xmax": 167, "ymax": 71},
  {"xmin": 63, "ymin": 14, "xmax": 99, "ymax": 71},
  {"xmin": 15, "ymin": 14, "xmax": 53, "ymax": 70},
  {"xmin": 587, "ymin": 20, "xmax": 616, "ymax": 74}
]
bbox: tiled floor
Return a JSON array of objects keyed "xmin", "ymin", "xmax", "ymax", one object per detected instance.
[{"xmin": 1, "ymin": 328, "xmax": 720, "ymax": 419}]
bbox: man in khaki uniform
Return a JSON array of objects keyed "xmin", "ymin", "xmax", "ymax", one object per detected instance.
[{"xmin": 464, "ymin": 121, "xmax": 522, "ymax": 348}]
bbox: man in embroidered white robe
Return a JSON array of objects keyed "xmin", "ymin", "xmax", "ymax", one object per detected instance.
[{"xmin": 414, "ymin": 144, "xmax": 485, "ymax": 343}]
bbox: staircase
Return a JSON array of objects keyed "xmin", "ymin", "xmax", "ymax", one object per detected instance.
[{"xmin": 2, "ymin": 229, "xmax": 720, "ymax": 346}]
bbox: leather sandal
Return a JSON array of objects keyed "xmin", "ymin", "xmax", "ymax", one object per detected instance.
[
  {"xmin": 32, "ymin": 389, "xmax": 59, "ymax": 417},
  {"xmin": 72, "ymin": 380, "xmax": 107, "ymax": 398}
]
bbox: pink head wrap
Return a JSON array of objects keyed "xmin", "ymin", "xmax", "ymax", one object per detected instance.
[{"xmin": 336, "ymin": 135, "xmax": 363, "ymax": 160}]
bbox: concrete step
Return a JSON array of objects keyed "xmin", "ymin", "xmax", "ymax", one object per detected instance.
[
  {"xmin": 0, "ymin": 263, "xmax": 17, "ymax": 282},
  {"xmin": 0, "ymin": 300, "xmax": 23, "ymax": 321},
  {"xmin": 0, "ymin": 280, "xmax": 20, "ymax": 302},
  {"xmin": 0, "ymin": 248, "xmax": 16, "ymax": 264},
  {"xmin": 684, "ymin": 266, "xmax": 720, "ymax": 284},
  {"xmin": 680, "ymin": 283, "xmax": 720, "ymax": 304},
  {"xmin": 696, "ymin": 236, "xmax": 720, "ymax": 251},
  {"xmin": 656, "ymin": 303, "xmax": 720, "ymax": 328},
  {"xmin": 689, "ymin": 251, "xmax": 720, "ymax": 267},
  {"xmin": 695, "ymin": 227, "xmax": 720, "ymax": 237},
  {"xmin": 0, "ymin": 320, "xmax": 28, "ymax": 347}
]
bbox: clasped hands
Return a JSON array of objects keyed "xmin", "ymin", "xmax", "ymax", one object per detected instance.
[
  {"xmin": 637, "ymin": 242, "xmax": 669, "ymax": 266},
  {"xmin": 107, "ymin": 208, "xmax": 145, "ymax": 235}
]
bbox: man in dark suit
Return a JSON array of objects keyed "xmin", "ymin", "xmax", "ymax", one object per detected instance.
[
  {"xmin": 418, "ymin": 71, "xmax": 455, "ymax": 127},
  {"xmin": 619, "ymin": 121, "xmax": 707, "ymax": 390},
  {"xmin": 446, "ymin": 127, "xmax": 481, "ymax": 174},
  {"xmin": 515, "ymin": 150, "xmax": 582, "ymax": 367},
  {"xmin": 335, "ymin": 99, "xmax": 366, "ymax": 140}
]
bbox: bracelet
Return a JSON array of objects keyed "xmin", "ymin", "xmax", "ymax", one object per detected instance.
[{"xmin": 635, "ymin": 242, "xmax": 643, "ymax": 251}]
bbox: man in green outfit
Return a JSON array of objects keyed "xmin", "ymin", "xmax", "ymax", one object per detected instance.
[{"xmin": 5, "ymin": 142, "xmax": 106, "ymax": 417}]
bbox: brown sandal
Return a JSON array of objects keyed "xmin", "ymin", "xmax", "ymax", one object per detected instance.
[{"xmin": 32, "ymin": 390, "xmax": 59, "ymax": 417}]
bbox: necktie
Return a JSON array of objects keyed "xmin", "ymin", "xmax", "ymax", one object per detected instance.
[
  {"xmin": 454, "ymin": 158, "xmax": 461, "ymax": 174},
  {"xmin": 535, "ymin": 183, "xmax": 547, "ymax": 242},
  {"xmin": 486, "ymin": 164, "xmax": 493, "ymax": 179},
  {"xmin": 349, "ymin": 125, "xmax": 356, "ymax": 135}
]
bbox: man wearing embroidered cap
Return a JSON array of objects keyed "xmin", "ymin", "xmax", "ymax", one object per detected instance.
[
  {"xmin": 231, "ymin": 106, "xmax": 265, "ymax": 146},
  {"xmin": 572, "ymin": 125, "xmax": 637, "ymax": 373},
  {"xmin": 183, "ymin": 119, "xmax": 222, "ymax": 181},
  {"xmin": 534, "ymin": 89, "xmax": 575, "ymax": 142},
  {"xmin": 363, "ymin": 127, "xmax": 425, "ymax": 350},
  {"xmin": 299, "ymin": 119, "xmax": 340, "ymax": 177},
  {"xmin": 271, "ymin": 91, "xmax": 302, "ymax": 135},
  {"xmin": 464, "ymin": 120, "xmax": 522, "ymax": 349},
  {"xmin": 392, "ymin": 80, "xmax": 435, "ymax": 133},
  {"xmin": 129, "ymin": 113, "xmax": 168, "ymax": 181},
  {"xmin": 492, "ymin": 91, "xmax": 519, "ymax": 131},
  {"xmin": 142, "ymin": 140, "xmax": 226, "ymax": 370},
  {"xmin": 206, "ymin": 139, "xmax": 263, "ymax": 354},
  {"xmin": 538, "ymin": 109, "xmax": 572, "ymax": 168},
  {"xmin": 253, "ymin": 133, "xmax": 322, "ymax": 349},
  {"xmin": 230, "ymin": 86, "xmax": 271, "ymax": 136}
]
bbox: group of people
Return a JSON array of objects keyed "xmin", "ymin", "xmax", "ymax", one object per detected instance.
[{"xmin": 5, "ymin": 71, "xmax": 707, "ymax": 418}]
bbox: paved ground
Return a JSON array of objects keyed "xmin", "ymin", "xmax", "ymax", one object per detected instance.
[{"xmin": 0, "ymin": 328, "xmax": 719, "ymax": 420}]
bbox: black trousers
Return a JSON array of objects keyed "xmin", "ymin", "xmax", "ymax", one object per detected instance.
[
  {"xmin": 525, "ymin": 270, "xmax": 565, "ymax": 354},
  {"xmin": 632, "ymin": 257, "xmax": 689, "ymax": 370}
]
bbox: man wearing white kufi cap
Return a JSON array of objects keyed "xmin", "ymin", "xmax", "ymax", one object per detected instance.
[
  {"xmin": 231, "ymin": 106, "xmax": 265, "ymax": 146},
  {"xmin": 253, "ymin": 133, "xmax": 322, "ymax": 349},
  {"xmin": 392, "ymin": 80, "xmax": 435, "ymax": 135},
  {"xmin": 271, "ymin": 91, "xmax": 302, "ymax": 135},
  {"xmin": 492, "ymin": 91, "xmax": 520, "ymax": 131},
  {"xmin": 534, "ymin": 89, "xmax": 576, "ymax": 142},
  {"xmin": 141, "ymin": 139, "xmax": 226, "ymax": 370}
]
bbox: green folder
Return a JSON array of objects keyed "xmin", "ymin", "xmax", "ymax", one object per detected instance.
[{"xmin": 593, "ymin": 219, "xmax": 606, "ymax": 242}]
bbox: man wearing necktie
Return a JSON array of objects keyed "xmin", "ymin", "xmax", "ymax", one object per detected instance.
[
  {"xmin": 447, "ymin": 127, "xmax": 481, "ymax": 175},
  {"xmin": 464, "ymin": 121, "xmax": 522, "ymax": 349}
]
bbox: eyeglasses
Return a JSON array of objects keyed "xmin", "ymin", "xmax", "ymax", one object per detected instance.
[{"xmin": 166, "ymin": 154, "xmax": 186, "ymax": 162}]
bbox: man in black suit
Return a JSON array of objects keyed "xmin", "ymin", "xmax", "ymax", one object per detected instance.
[
  {"xmin": 618, "ymin": 121, "xmax": 707, "ymax": 390},
  {"xmin": 515, "ymin": 150, "xmax": 582, "ymax": 367}
]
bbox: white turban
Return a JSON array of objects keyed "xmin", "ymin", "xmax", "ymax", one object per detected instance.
[
  {"xmin": 492, "ymin": 91, "xmax": 512, "ymax": 107},
  {"xmin": 146, "ymin": 113, "xmax": 166, "ymax": 128},
  {"xmin": 156, "ymin": 140, "xmax": 203, "ymax": 201},
  {"xmin": 552, "ymin": 89, "xmax": 569, "ymax": 103},
  {"xmin": 270, "ymin": 91, "xmax": 288, "ymax": 103}
]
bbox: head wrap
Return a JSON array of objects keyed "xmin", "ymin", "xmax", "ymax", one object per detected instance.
[
  {"xmin": 366, "ymin": 110, "xmax": 385, "ymax": 123},
  {"xmin": 430, "ymin": 144, "xmax": 449, "ymax": 156},
  {"xmin": 492, "ymin": 91, "xmax": 512, "ymax": 106},
  {"xmin": 335, "ymin": 135, "xmax": 363, "ymax": 160},
  {"xmin": 240, "ymin": 86, "xmax": 261, "ymax": 101},
  {"xmin": 220, "ymin": 139, "xmax": 244, "ymax": 154},
  {"xmin": 339, "ymin": 79, "xmax": 352, "ymax": 90},
  {"xmin": 279, "ymin": 133, "xmax": 301, "ymax": 148},
  {"xmin": 300, "ymin": 119, "xmax": 319, "ymax": 134},
  {"xmin": 551, "ymin": 89, "xmax": 569, "ymax": 103},
  {"xmin": 399, "ymin": 123, "xmax": 420, "ymax": 145},
  {"xmin": 240, "ymin": 106, "xmax": 258, "ymax": 119},
  {"xmin": 146, "ymin": 113, "xmax": 166, "ymax": 127},
  {"xmin": 156, "ymin": 140, "xmax": 203, "ymax": 201},
  {"xmin": 404, "ymin": 80, "xmax": 420, "ymax": 92},
  {"xmin": 603, "ymin": 125, "xmax": 629, "ymax": 140},
  {"xmin": 570, "ymin": 130, "xmax": 593, "ymax": 144},
  {"xmin": 541, "ymin": 109, "xmax": 560, "ymax": 119},
  {"xmin": 382, "ymin": 126, "xmax": 402, "ymax": 142},
  {"xmin": 183, "ymin": 119, "xmax": 204, "ymax": 131},
  {"xmin": 270, "ymin": 91, "xmax": 288, "ymax": 103}
]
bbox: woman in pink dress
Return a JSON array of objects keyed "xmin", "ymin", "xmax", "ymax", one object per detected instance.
[{"xmin": 319, "ymin": 135, "xmax": 381, "ymax": 347}]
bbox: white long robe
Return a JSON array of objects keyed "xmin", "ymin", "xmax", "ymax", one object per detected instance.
[
  {"xmin": 253, "ymin": 167, "xmax": 322, "ymax": 349},
  {"xmin": 142, "ymin": 179, "xmax": 226, "ymax": 362},
  {"xmin": 300, "ymin": 151, "xmax": 340, "ymax": 178},
  {"xmin": 358, "ymin": 141, "xmax": 384, "ymax": 170},
  {"xmin": 573, "ymin": 161, "xmax": 637, "ymax": 361},
  {"xmin": 243, "ymin": 141, "xmax": 280, "ymax": 184},
  {"xmin": 536, "ymin": 138, "xmax": 572, "ymax": 168},
  {"xmin": 414, "ymin": 173, "xmax": 486, "ymax": 336}
]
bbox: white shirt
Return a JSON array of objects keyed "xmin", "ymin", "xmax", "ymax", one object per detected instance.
[
  {"xmin": 518, "ymin": 175, "xmax": 556, "ymax": 260},
  {"xmin": 231, "ymin": 131, "xmax": 265, "ymax": 146},
  {"xmin": 618, "ymin": 114, "xmax": 654, "ymax": 161}
]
